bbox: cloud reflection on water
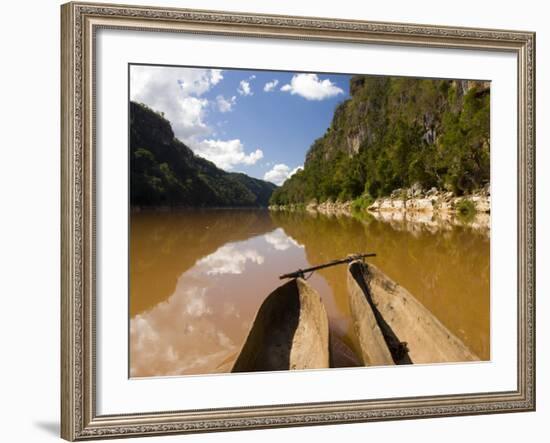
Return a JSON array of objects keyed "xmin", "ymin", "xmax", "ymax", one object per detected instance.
[
  {"xmin": 131, "ymin": 241, "xmax": 268, "ymax": 376},
  {"xmin": 130, "ymin": 232, "xmax": 306, "ymax": 377},
  {"xmin": 197, "ymin": 244, "xmax": 265, "ymax": 275},
  {"xmin": 131, "ymin": 209, "xmax": 490, "ymax": 377},
  {"xmin": 264, "ymin": 228, "xmax": 304, "ymax": 251}
]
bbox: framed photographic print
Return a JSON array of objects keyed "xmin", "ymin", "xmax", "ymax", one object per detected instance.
[{"xmin": 61, "ymin": 1, "xmax": 536, "ymax": 440}]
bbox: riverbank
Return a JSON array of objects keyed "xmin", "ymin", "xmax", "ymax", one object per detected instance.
[
  {"xmin": 268, "ymin": 186, "xmax": 490, "ymax": 234},
  {"xmin": 131, "ymin": 205, "xmax": 270, "ymax": 213},
  {"xmin": 269, "ymin": 200, "xmax": 353, "ymax": 216},
  {"xmin": 367, "ymin": 185, "xmax": 490, "ymax": 214},
  {"xmin": 269, "ymin": 185, "xmax": 490, "ymax": 216}
]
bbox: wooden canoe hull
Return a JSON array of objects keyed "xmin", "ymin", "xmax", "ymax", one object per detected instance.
[
  {"xmin": 232, "ymin": 278, "xmax": 329, "ymax": 372},
  {"xmin": 347, "ymin": 260, "xmax": 479, "ymax": 365}
]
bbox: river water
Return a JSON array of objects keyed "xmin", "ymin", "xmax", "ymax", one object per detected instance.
[{"xmin": 129, "ymin": 209, "xmax": 490, "ymax": 377}]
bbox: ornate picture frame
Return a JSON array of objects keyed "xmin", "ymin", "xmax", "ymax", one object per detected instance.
[{"xmin": 61, "ymin": 1, "xmax": 535, "ymax": 440}]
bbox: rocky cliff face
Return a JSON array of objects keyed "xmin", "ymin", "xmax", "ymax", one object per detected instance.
[{"xmin": 270, "ymin": 75, "xmax": 490, "ymax": 206}]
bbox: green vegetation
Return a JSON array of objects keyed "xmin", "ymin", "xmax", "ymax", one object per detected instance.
[
  {"xmin": 270, "ymin": 76, "xmax": 490, "ymax": 206},
  {"xmin": 456, "ymin": 200, "xmax": 476, "ymax": 222},
  {"xmin": 351, "ymin": 194, "xmax": 374, "ymax": 213},
  {"xmin": 130, "ymin": 102, "xmax": 276, "ymax": 207},
  {"xmin": 456, "ymin": 199, "xmax": 476, "ymax": 215}
]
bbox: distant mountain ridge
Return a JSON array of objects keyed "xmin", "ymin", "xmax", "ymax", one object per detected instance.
[{"xmin": 130, "ymin": 101, "xmax": 277, "ymax": 207}]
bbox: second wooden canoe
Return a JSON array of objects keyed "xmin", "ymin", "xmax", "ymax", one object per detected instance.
[
  {"xmin": 347, "ymin": 260, "xmax": 479, "ymax": 366},
  {"xmin": 232, "ymin": 278, "xmax": 330, "ymax": 372}
]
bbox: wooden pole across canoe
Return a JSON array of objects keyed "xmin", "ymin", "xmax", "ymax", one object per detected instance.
[{"xmin": 279, "ymin": 253, "xmax": 376, "ymax": 279}]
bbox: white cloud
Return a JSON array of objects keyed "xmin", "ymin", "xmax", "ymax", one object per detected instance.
[
  {"xmin": 130, "ymin": 65, "xmax": 223, "ymax": 141},
  {"xmin": 177, "ymin": 96, "xmax": 210, "ymax": 137},
  {"xmin": 263, "ymin": 164, "xmax": 303, "ymax": 185},
  {"xmin": 131, "ymin": 66, "xmax": 266, "ymax": 170},
  {"xmin": 280, "ymin": 73, "xmax": 344, "ymax": 100},
  {"xmin": 237, "ymin": 80, "xmax": 252, "ymax": 96},
  {"xmin": 194, "ymin": 139, "xmax": 263, "ymax": 170},
  {"xmin": 216, "ymin": 95, "xmax": 236, "ymax": 113},
  {"xmin": 210, "ymin": 69, "xmax": 223, "ymax": 85},
  {"xmin": 263, "ymin": 79, "xmax": 279, "ymax": 92}
]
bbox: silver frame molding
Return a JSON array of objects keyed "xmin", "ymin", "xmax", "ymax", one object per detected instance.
[{"xmin": 61, "ymin": 2, "xmax": 536, "ymax": 440}]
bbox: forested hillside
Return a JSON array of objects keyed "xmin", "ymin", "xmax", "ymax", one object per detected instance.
[
  {"xmin": 130, "ymin": 102, "xmax": 276, "ymax": 207},
  {"xmin": 270, "ymin": 76, "xmax": 490, "ymax": 206}
]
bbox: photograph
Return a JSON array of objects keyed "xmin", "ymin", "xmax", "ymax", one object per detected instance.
[
  {"xmin": 57, "ymin": 2, "xmax": 536, "ymax": 439},
  {"xmin": 129, "ymin": 65, "xmax": 491, "ymax": 378}
]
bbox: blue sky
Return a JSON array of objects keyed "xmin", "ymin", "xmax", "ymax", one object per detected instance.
[{"xmin": 130, "ymin": 65, "xmax": 351, "ymax": 185}]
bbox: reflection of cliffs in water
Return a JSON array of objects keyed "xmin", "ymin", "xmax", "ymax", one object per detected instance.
[
  {"xmin": 367, "ymin": 210, "xmax": 490, "ymax": 237},
  {"xmin": 131, "ymin": 209, "xmax": 275, "ymax": 316},
  {"xmin": 269, "ymin": 210, "xmax": 490, "ymax": 360}
]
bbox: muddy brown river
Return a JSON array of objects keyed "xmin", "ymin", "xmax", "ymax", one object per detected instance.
[{"xmin": 129, "ymin": 209, "xmax": 490, "ymax": 377}]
